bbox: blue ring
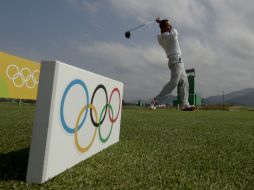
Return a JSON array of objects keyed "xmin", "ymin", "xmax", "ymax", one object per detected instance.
[{"xmin": 60, "ymin": 79, "xmax": 89, "ymax": 133}]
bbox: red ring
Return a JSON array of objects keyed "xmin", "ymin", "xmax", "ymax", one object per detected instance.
[{"xmin": 108, "ymin": 88, "xmax": 121, "ymax": 123}]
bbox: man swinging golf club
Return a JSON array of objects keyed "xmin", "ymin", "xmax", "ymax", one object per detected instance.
[{"xmin": 151, "ymin": 17, "xmax": 195, "ymax": 111}]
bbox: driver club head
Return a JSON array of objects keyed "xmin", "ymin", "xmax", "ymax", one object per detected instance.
[
  {"xmin": 125, "ymin": 31, "xmax": 131, "ymax": 39},
  {"xmin": 124, "ymin": 20, "xmax": 154, "ymax": 39}
]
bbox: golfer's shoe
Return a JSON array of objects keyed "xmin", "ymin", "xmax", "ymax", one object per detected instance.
[
  {"xmin": 181, "ymin": 104, "xmax": 195, "ymax": 111},
  {"xmin": 150, "ymin": 105, "xmax": 157, "ymax": 110}
]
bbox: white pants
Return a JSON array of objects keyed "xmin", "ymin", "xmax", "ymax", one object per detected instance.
[{"xmin": 155, "ymin": 56, "xmax": 189, "ymax": 105}]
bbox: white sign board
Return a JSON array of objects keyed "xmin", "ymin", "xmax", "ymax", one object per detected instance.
[{"xmin": 26, "ymin": 61, "xmax": 124, "ymax": 183}]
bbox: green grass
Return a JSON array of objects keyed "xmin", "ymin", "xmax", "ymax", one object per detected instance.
[{"xmin": 0, "ymin": 104, "xmax": 254, "ymax": 189}]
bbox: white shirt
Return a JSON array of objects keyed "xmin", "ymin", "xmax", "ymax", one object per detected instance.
[{"xmin": 157, "ymin": 28, "xmax": 181, "ymax": 58}]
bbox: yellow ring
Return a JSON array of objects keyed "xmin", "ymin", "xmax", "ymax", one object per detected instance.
[{"xmin": 74, "ymin": 104, "xmax": 98, "ymax": 153}]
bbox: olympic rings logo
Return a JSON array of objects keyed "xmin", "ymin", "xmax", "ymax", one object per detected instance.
[
  {"xmin": 60, "ymin": 79, "xmax": 121, "ymax": 153},
  {"xmin": 5, "ymin": 64, "xmax": 40, "ymax": 88}
]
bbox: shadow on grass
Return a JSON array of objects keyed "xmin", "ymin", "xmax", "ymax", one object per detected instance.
[{"xmin": 0, "ymin": 148, "xmax": 29, "ymax": 181}]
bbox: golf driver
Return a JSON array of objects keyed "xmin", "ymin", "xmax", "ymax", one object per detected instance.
[{"xmin": 125, "ymin": 20, "xmax": 154, "ymax": 39}]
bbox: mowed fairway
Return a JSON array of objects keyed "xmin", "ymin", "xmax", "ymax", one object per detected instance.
[{"xmin": 0, "ymin": 103, "xmax": 254, "ymax": 189}]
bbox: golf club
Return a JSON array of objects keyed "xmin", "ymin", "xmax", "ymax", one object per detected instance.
[{"xmin": 125, "ymin": 20, "xmax": 154, "ymax": 39}]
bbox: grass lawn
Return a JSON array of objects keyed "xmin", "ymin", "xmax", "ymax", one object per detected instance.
[{"xmin": 0, "ymin": 103, "xmax": 254, "ymax": 189}]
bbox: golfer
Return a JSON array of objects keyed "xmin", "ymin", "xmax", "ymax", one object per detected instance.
[{"xmin": 151, "ymin": 17, "xmax": 195, "ymax": 111}]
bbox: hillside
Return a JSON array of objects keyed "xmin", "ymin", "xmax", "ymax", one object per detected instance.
[{"xmin": 205, "ymin": 88, "xmax": 254, "ymax": 106}]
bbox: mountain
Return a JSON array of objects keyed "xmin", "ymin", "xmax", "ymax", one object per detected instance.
[
  {"xmin": 127, "ymin": 88, "xmax": 254, "ymax": 106},
  {"xmin": 205, "ymin": 88, "xmax": 254, "ymax": 106}
]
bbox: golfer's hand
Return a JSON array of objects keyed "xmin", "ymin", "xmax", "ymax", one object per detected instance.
[{"xmin": 156, "ymin": 17, "xmax": 161, "ymax": 23}]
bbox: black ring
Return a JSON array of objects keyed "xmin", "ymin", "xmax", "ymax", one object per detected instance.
[{"xmin": 90, "ymin": 84, "xmax": 108, "ymax": 127}]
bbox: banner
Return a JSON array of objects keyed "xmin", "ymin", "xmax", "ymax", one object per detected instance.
[
  {"xmin": 0, "ymin": 52, "xmax": 40, "ymax": 100},
  {"xmin": 26, "ymin": 61, "xmax": 124, "ymax": 183}
]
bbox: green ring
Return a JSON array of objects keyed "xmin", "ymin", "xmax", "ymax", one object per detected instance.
[{"xmin": 99, "ymin": 104, "xmax": 114, "ymax": 143}]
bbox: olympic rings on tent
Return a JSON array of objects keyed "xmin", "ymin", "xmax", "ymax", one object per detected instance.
[{"xmin": 5, "ymin": 64, "xmax": 40, "ymax": 88}]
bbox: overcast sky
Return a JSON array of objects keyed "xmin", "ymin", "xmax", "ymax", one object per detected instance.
[{"xmin": 1, "ymin": 0, "xmax": 254, "ymax": 101}]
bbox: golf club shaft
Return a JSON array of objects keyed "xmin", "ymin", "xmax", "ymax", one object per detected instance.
[{"xmin": 129, "ymin": 20, "xmax": 154, "ymax": 32}]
